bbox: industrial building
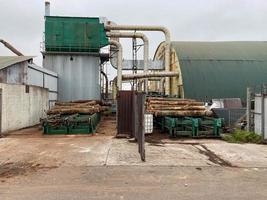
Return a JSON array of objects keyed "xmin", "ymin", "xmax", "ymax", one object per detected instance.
[
  {"xmin": 42, "ymin": 15, "xmax": 109, "ymax": 101},
  {"xmin": 0, "ymin": 56, "xmax": 55, "ymax": 132},
  {"xmin": 152, "ymin": 41, "xmax": 267, "ymax": 103},
  {"xmin": 0, "ymin": 56, "xmax": 58, "ymax": 106},
  {"xmin": 0, "ymin": 1, "xmax": 266, "ymax": 141}
]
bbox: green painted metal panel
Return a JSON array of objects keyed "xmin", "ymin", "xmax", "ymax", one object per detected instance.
[
  {"xmin": 45, "ymin": 16, "xmax": 108, "ymax": 53},
  {"xmin": 171, "ymin": 42, "xmax": 267, "ymax": 102}
]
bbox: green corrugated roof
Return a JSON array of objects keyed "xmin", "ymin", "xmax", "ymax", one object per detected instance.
[
  {"xmin": 171, "ymin": 41, "xmax": 267, "ymax": 102},
  {"xmin": 0, "ymin": 56, "xmax": 33, "ymax": 70},
  {"xmin": 172, "ymin": 41, "xmax": 267, "ymax": 60}
]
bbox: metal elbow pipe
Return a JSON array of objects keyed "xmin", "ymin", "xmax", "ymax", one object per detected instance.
[
  {"xmin": 101, "ymin": 70, "xmax": 108, "ymax": 99},
  {"xmin": 105, "ymin": 24, "xmax": 171, "ymax": 95},
  {"xmin": 106, "ymin": 31, "xmax": 149, "ymax": 93},
  {"xmin": 109, "ymin": 40, "xmax": 123, "ymax": 91}
]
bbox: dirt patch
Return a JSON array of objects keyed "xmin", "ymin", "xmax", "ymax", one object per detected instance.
[
  {"xmin": 95, "ymin": 116, "xmax": 117, "ymax": 136},
  {"xmin": 145, "ymin": 129, "xmax": 203, "ymax": 145},
  {"xmin": 194, "ymin": 145, "xmax": 236, "ymax": 167},
  {"xmin": 0, "ymin": 162, "xmax": 58, "ymax": 180}
]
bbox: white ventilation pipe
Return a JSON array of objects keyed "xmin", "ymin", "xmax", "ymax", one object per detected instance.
[
  {"xmin": 109, "ymin": 40, "xmax": 122, "ymax": 91},
  {"xmin": 106, "ymin": 31, "xmax": 149, "ymax": 93},
  {"xmin": 105, "ymin": 24, "xmax": 171, "ymax": 95},
  {"xmin": 45, "ymin": 1, "xmax": 50, "ymax": 16},
  {"xmin": 111, "ymin": 72, "xmax": 178, "ymax": 99},
  {"xmin": 122, "ymin": 71, "xmax": 178, "ymax": 80}
]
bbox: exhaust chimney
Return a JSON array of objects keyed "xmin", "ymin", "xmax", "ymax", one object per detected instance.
[{"xmin": 45, "ymin": 1, "xmax": 50, "ymax": 16}]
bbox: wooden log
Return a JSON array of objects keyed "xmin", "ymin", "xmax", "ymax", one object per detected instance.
[
  {"xmin": 147, "ymin": 105, "xmax": 206, "ymax": 111},
  {"xmin": 147, "ymin": 97, "xmax": 196, "ymax": 102},
  {"xmin": 50, "ymin": 105, "xmax": 101, "ymax": 111},
  {"xmin": 47, "ymin": 108, "xmax": 100, "ymax": 115},
  {"xmin": 152, "ymin": 110, "xmax": 213, "ymax": 117},
  {"xmin": 146, "ymin": 101, "xmax": 204, "ymax": 106},
  {"xmin": 55, "ymin": 101, "xmax": 97, "ymax": 106},
  {"xmin": 71, "ymin": 100, "xmax": 101, "ymax": 104}
]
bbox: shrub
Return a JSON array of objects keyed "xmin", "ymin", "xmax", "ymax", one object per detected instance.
[{"xmin": 222, "ymin": 129, "xmax": 262, "ymax": 144}]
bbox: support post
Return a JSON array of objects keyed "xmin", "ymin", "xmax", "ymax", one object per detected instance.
[{"xmin": 246, "ymin": 87, "xmax": 252, "ymax": 132}]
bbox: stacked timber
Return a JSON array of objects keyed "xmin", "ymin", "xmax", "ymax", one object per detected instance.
[
  {"xmin": 146, "ymin": 97, "xmax": 212, "ymax": 117},
  {"xmin": 43, "ymin": 100, "xmax": 110, "ymax": 127},
  {"xmin": 47, "ymin": 100, "xmax": 109, "ymax": 115}
]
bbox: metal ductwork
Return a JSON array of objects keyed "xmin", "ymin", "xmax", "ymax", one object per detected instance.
[
  {"xmin": 109, "ymin": 40, "xmax": 123, "ymax": 91},
  {"xmin": 101, "ymin": 70, "xmax": 108, "ymax": 99},
  {"xmin": 111, "ymin": 72, "xmax": 178, "ymax": 100},
  {"xmin": 122, "ymin": 71, "xmax": 179, "ymax": 80},
  {"xmin": 0, "ymin": 39, "xmax": 24, "ymax": 56},
  {"xmin": 106, "ymin": 31, "xmax": 149, "ymax": 92},
  {"xmin": 45, "ymin": 1, "xmax": 50, "ymax": 16},
  {"xmin": 105, "ymin": 24, "xmax": 171, "ymax": 95}
]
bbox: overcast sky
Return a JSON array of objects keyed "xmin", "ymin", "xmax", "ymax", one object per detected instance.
[{"xmin": 0, "ymin": 0, "xmax": 266, "ymax": 66}]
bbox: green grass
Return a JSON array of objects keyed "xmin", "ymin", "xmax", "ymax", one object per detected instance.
[{"xmin": 222, "ymin": 129, "xmax": 262, "ymax": 144}]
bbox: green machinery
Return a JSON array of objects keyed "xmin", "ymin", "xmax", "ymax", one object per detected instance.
[
  {"xmin": 45, "ymin": 16, "xmax": 108, "ymax": 53},
  {"xmin": 43, "ymin": 113, "xmax": 101, "ymax": 135},
  {"xmin": 156, "ymin": 116, "xmax": 223, "ymax": 138}
]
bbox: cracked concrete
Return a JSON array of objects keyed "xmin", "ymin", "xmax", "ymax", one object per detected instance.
[{"xmin": 1, "ymin": 117, "xmax": 267, "ymax": 199}]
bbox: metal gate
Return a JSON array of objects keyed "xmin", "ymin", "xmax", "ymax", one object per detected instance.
[
  {"xmin": 117, "ymin": 91, "xmax": 146, "ymax": 161},
  {"xmin": 0, "ymin": 89, "xmax": 2, "ymax": 136},
  {"xmin": 133, "ymin": 92, "xmax": 145, "ymax": 161},
  {"xmin": 117, "ymin": 91, "xmax": 134, "ymax": 137}
]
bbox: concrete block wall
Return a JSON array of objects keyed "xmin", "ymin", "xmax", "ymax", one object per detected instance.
[{"xmin": 0, "ymin": 83, "xmax": 48, "ymax": 133}]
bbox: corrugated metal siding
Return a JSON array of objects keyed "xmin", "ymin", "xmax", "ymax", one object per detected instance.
[
  {"xmin": 0, "ymin": 62, "xmax": 27, "ymax": 84},
  {"xmin": 180, "ymin": 59, "xmax": 267, "ymax": 101},
  {"xmin": 27, "ymin": 65, "xmax": 58, "ymax": 107},
  {"xmin": 171, "ymin": 41, "xmax": 267, "ymax": 60},
  {"xmin": 28, "ymin": 67, "xmax": 43, "ymax": 87},
  {"xmin": 117, "ymin": 91, "xmax": 134, "ymax": 136},
  {"xmin": 43, "ymin": 54, "xmax": 100, "ymax": 101},
  {"xmin": 170, "ymin": 41, "xmax": 267, "ymax": 102},
  {"xmin": 45, "ymin": 16, "xmax": 108, "ymax": 53}
]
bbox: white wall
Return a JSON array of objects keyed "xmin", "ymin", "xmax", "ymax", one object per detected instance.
[
  {"xmin": 254, "ymin": 95, "xmax": 267, "ymax": 140},
  {"xmin": 0, "ymin": 83, "xmax": 48, "ymax": 133},
  {"xmin": 43, "ymin": 54, "xmax": 100, "ymax": 101}
]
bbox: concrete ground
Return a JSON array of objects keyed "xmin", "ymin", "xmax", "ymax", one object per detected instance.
[{"xmin": 1, "ymin": 117, "xmax": 267, "ymax": 199}]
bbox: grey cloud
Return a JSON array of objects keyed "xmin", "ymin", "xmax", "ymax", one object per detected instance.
[{"xmin": 0, "ymin": 0, "xmax": 266, "ymax": 66}]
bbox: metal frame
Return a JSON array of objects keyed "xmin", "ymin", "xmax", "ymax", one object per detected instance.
[
  {"xmin": 157, "ymin": 116, "xmax": 222, "ymax": 138},
  {"xmin": 247, "ymin": 84, "xmax": 267, "ymax": 140}
]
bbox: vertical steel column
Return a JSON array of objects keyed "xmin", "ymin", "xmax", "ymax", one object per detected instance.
[
  {"xmin": 261, "ymin": 84, "xmax": 267, "ymax": 138},
  {"xmin": 246, "ymin": 87, "xmax": 252, "ymax": 132}
]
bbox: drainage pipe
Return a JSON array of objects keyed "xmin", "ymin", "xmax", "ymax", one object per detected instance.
[
  {"xmin": 0, "ymin": 39, "xmax": 24, "ymax": 56},
  {"xmin": 101, "ymin": 70, "xmax": 109, "ymax": 99},
  {"xmin": 109, "ymin": 40, "xmax": 123, "ymax": 91},
  {"xmin": 106, "ymin": 31, "xmax": 149, "ymax": 93},
  {"xmin": 105, "ymin": 24, "xmax": 171, "ymax": 95}
]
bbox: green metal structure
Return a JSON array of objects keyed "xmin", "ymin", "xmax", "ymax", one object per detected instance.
[
  {"xmin": 45, "ymin": 16, "xmax": 108, "ymax": 53},
  {"xmin": 154, "ymin": 41, "xmax": 267, "ymax": 102},
  {"xmin": 157, "ymin": 116, "xmax": 223, "ymax": 138},
  {"xmin": 43, "ymin": 113, "xmax": 101, "ymax": 135}
]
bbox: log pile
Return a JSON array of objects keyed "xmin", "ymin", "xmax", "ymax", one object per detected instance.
[
  {"xmin": 42, "ymin": 100, "xmax": 110, "ymax": 127},
  {"xmin": 146, "ymin": 97, "xmax": 213, "ymax": 117},
  {"xmin": 47, "ymin": 100, "xmax": 109, "ymax": 115}
]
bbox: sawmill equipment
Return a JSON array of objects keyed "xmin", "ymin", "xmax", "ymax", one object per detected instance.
[{"xmin": 156, "ymin": 116, "xmax": 223, "ymax": 138}]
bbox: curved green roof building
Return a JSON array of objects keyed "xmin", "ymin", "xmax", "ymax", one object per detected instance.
[{"xmin": 153, "ymin": 41, "xmax": 267, "ymax": 102}]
